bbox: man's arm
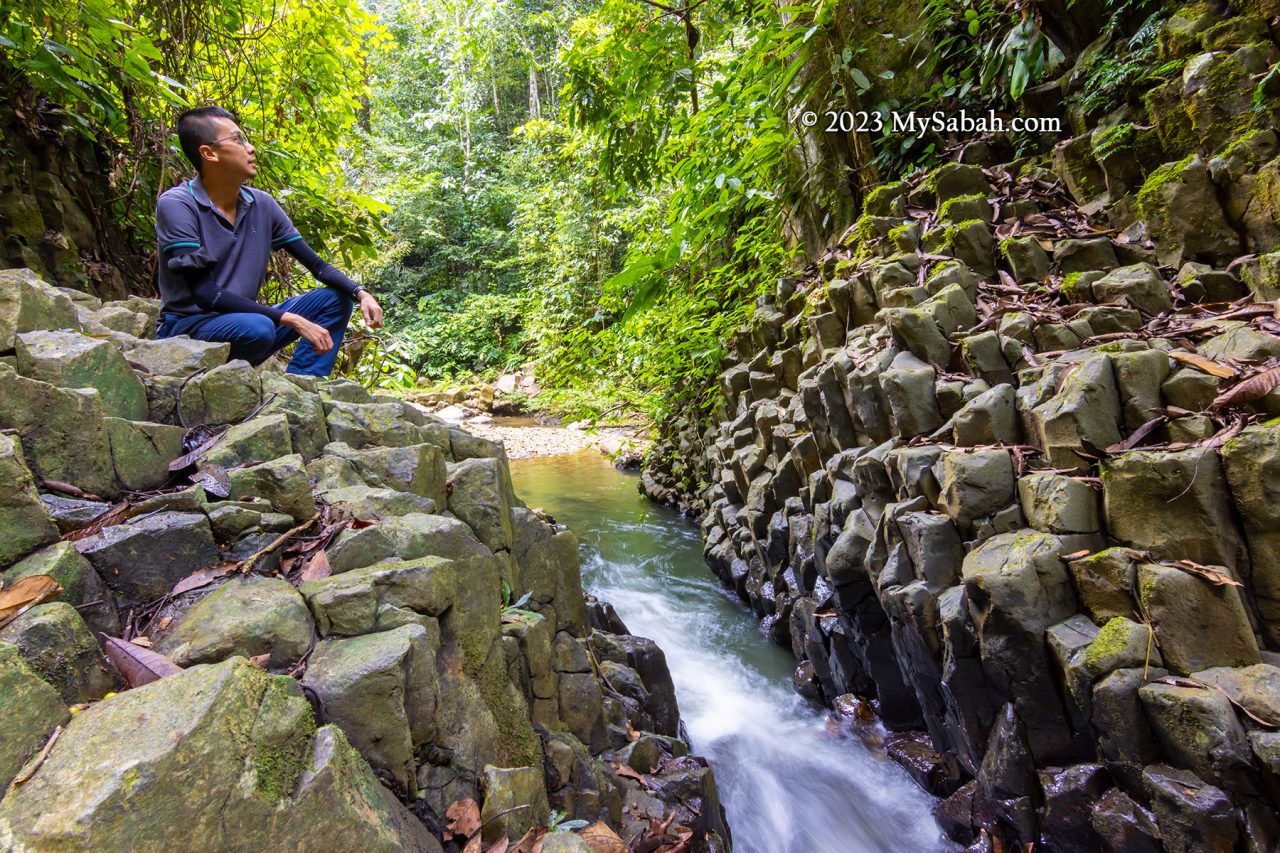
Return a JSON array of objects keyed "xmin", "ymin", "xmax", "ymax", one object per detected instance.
[{"xmin": 279, "ymin": 238, "xmax": 383, "ymax": 329}]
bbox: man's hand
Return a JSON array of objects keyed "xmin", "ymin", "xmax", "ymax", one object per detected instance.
[
  {"xmin": 281, "ymin": 312, "xmax": 333, "ymax": 354},
  {"xmin": 358, "ymin": 291, "xmax": 384, "ymax": 329}
]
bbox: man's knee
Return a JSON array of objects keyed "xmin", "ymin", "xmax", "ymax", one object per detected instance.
[{"xmin": 236, "ymin": 315, "xmax": 278, "ymax": 360}]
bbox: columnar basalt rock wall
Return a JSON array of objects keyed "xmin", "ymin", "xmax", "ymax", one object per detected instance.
[
  {"xmin": 640, "ymin": 7, "xmax": 1280, "ymax": 849},
  {"xmin": 0, "ymin": 272, "xmax": 728, "ymax": 852}
]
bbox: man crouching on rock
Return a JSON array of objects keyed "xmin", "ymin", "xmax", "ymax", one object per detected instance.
[{"xmin": 154, "ymin": 105, "xmax": 383, "ymax": 377}]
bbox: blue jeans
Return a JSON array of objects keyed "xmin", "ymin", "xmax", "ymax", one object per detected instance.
[{"xmin": 157, "ymin": 288, "xmax": 353, "ymax": 377}]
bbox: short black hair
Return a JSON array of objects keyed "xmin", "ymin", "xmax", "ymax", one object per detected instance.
[{"xmin": 176, "ymin": 106, "xmax": 239, "ymax": 173}]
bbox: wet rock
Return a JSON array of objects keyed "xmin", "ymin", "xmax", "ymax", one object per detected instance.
[
  {"xmin": 1018, "ymin": 472, "xmax": 1099, "ymax": 534},
  {"xmin": 1136, "ymin": 562, "xmax": 1259, "ymax": 674},
  {"xmin": 1092, "ymin": 667, "xmax": 1167, "ymax": 790},
  {"xmin": 0, "ymin": 270, "xmax": 79, "ymax": 351},
  {"xmin": 0, "ymin": 658, "xmax": 440, "ymax": 851},
  {"xmin": 1101, "ymin": 449, "xmax": 1247, "ymax": 574},
  {"xmin": 4, "ymin": 541, "xmax": 119, "ymax": 636},
  {"xmin": 886, "ymin": 730, "xmax": 955, "ymax": 796},
  {"xmin": 447, "ymin": 457, "xmax": 514, "ymax": 551},
  {"xmin": 228, "ymin": 454, "xmax": 317, "ymax": 521},
  {"xmin": 0, "ymin": 433, "xmax": 58, "ymax": 566},
  {"xmin": 1090, "ymin": 788, "xmax": 1160, "ymax": 853},
  {"xmin": 104, "ymin": 417, "xmax": 185, "ymax": 491},
  {"xmin": 178, "ymin": 359, "xmax": 262, "ymax": 426},
  {"xmin": 936, "ymin": 780, "xmax": 978, "ymax": 845},
  {"xmin": 1090, "ymin": 263, "xmax": 1172, "ymax": 316},
  {"xmin": 0, "ymin": 602, "xmax": 114, "ymax": 704},
  {"xmin": 157, "ymin": 577, "xmax": 313, "ymax": 670},
  {"xmin": 0, "ymin": 365, "xmax": 116, "ymax": 499},
  {"xmin": 1250, "ymin": 731, "xmax": 1280, "ymax": 774},
  {"xmin": 0, "ymin": 641, "xmax": 69, "ymax": 791},
  {"xmin": 38, "ymin": 492, "xmax": 109, "ymax": 533},
  {"xmin": 79, "ymin": 511, "xmax": 218, "ymax": 603},
  {"xmin": 1142, "ymin": 764, "xmax": 1239, "ymax": 852},
  {"xmin": 1037, "ymin": 763, "xmax": 1108, "ymax": 852},
  {"xmin": 1221, "ymin": 423, "xmax": 1280, "ymax": 646},
  {"xmin": 302, "ymin": 624, "xmax": 437, "ymax": 797},
  {"xmin": 16, "ymin": 330, "xmax": 147, "ymax": 420}
]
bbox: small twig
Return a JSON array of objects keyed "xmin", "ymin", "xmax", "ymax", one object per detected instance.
[
  {"xmin": 241, "ymin": 512, "xmax": 321, "ymax": 574},
  {"xmin": 73, "ymin": 599, "xmax": 103, "ymax": 611},
  {"xmin": 7, "ymin": 725, "xmax": 62, "ymax": 793}
]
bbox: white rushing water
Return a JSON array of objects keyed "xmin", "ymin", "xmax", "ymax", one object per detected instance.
[{"xmin": 512, "ymin": 453, "xmax": 952, "ymax": 853}]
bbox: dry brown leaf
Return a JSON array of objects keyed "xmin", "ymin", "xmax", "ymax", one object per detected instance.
[
  {"xmin": 0, "ymin": 575, "xmax": 62, "ymax": 628},
  {"xmin": 156, "ymin": 616, "xmax": 172, "ymax": 632},
  {"xmin": 300, "ymin": 550, "xmax": 332, "ymax": 582},
  {"xmin": 445, "ymin": 798, "xmax": 482, "ymax": 842},
  {"xmin": 248, "ymin": 653, "xmax": 272, "ymax": 668},
  {"xmin": 487, "ymin": 838, "xmax": 511, "ymax": 853},
  {"xmin": 64, "ymin": 501, "xmax": 130, "ymax": 543},
  {"xmin": 463, "ymin": 833, "xmax": 483, "ymax": 853},
  {"xmin": 1161, "ymin": 559, "xmax": 1242, "ymax": 588},
  {"xmin": 511, "ymin": 827, "xmax": 546, "ymax": 853},
  {"xmin": 1211, "ymin": 365, "xmax": 1280, "ymax": 411},
  {"xmin": 130, "ymin": 636, "xmax": 152, "ymax": 647},
  {"xmin": 610, "ymin": 762, "xmax": 646, "ymax": 783},
  {"xmin": 1168, "ymin": 351, "xmax": 1236, "ymax": 379},
  {"xmin": 171, "ymin": 562, "xmax": 237, "ymax": 596},
  {"xmin": 580, "ymin": 821, "xmax": 627, "ymax": 853},
  {"xmin": 104, "ymin": 636, "xmax": 183, "ymax": 687}
]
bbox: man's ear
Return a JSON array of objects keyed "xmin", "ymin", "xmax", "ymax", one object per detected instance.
[{"xmin": 199, "ymin": 143, "xmax": 219, "ymax": 170}]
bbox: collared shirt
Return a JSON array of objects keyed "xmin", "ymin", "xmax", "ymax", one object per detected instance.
[{"xmin": 154, "ymin": 175, "xmax": 302, "ymax": 317}]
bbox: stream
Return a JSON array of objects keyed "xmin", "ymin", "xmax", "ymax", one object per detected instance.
[{"xmin": 510, "ymin": 451, "xmax": 952, "ymax": 853}]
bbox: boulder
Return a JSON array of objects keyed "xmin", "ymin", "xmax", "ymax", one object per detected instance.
[
  {"xmin": 1092, "ymin": 668, "xmax": 1167, "ymax": 789},
  {"xmin": 1102, "ymin": 449, "xmax": 1247, "ymax": 574},
  {"xmin": 199, "ymin": 413, "xmax": 294, "ymax": 469},
  {"xmin": 325, "ymin": 442, "xmax": 448, "ymax": 508},
  {"xmin": 1090, "ymin": 264, "xmax": 1172, "ymax": 316},
  {"xmin": 1221, "ymin": 423, "xmax": 1280, "ymax": 646},
  {"xmin": 1136, "ymin": 562, "xmax": 1259, "ymax": 675},
  {"xmin": 4, "ymin": 542, "xmax": 119, "ymax": 636},
  {"xmin": 1065, "ymin": 549, "xmax": 1136, "ymax": 623},
  {"xmin": 1191, "ymin": 664, "xmax": 1280, "ymax": 727},
  {"xmin": 157, "ymin": 577, "xmax": 313, "ymax": 669},
  {"xmin": 1090, "ymin": 788, "xmax": 1160, "ymax": 853},
  {"xmin": 961, "ymin": 531, "xmax": 1081, "ymax": 761},
  {"xmin": 0, "ymin": 602, "xmax": 114, "ymax": 704},
  {"xmin": 883, "ymin": 307, "xmax": 951, "ymax": 366},
  {"xmin": 104, "ymin": 417, "xmax": 185, "ymax": 491},
  {"xmin": 124, "ymin": 336, "xmax": 230, "ymax": 376},
  {"xmin": 325, "ymin": 512, "xmax": 489, "ymax": 574},
  {"xmin": 15, "ymin": 330, "xmax": 147, "ymax": 420},
  {"xmin": 300, "ymin": 556, "xmax": 456, "ymax": 638},
  {"xmin": 481, "ymin": 765, "xmax": 550, "ymax": 842},
  {"xmin": 1017, "ymin": 472, "xmax": 1099, "ymax": 535},
  {"xmin": 0, "ymin": 658, "xmax": 440, "ymax": 851},
  {"xmin": 79, "ymin": 511, "xmax": 219, "ymax": 602},
  {"xmin": 257, "ymin": 374, "xmax": 330, "ymax": 459},
  {"xmin": 1133, "ymin": 155, "xmax": 1240, "ymax": 267},
  {"xmin": 1142, "ymin": 764, "xmax": 1238, "ymax": 851},
  {"xmin": 0, "ymin": 433, "xmax": 58, "ymax": 566},
  {"xmin": 0, "ymin": 365, "xmax": 116, "ymax": 499},
  {"xmin": 1081, "ymin": 617, "xmax": 1158, "ymax": 679},
  {"xmin": 1110, "ymin": 349, "xmax": 1169, "ymax": 431},
  {"xmin": 302, "ymin": 624, "xmax": 437, "ymax": 797},
  {"xmin": 38, "ymin": 492, "xmax": 110, "ymax": 533},
  {"xmin": 228, "ymin": 454, "xmax": 317, "ymax": 521},
  {"xmin": 318, "ymin": 486, "xmax": 436, "ymax": 520},
  {"xmin": 177, "ymin": 359, "xmax": 262, "ymax": 426},
  {"xmin": 1031, "ymin": 354, "xmax": 1122, "ymax": 473},
  {"xmin": 879, "ymin": 352, "xmax": 942, "ymax": 438},
  {"xmin": 935, "ymin": 449, "xmax": 1015, "ymax": 532},
  {"xmin": 324, "ymin": 400, "xmax": 448, "ymax": 450},
  {"xmin": 0, "ymin": 270, "xmax": 79, "ymax": 351},
  {"xmin": 952, "ymin": 384, "xmax": 1019, "ymax": 446},
  {"xmin": 1054, "ymin": 238, "xmax": 1117, "ymax": 274},
  {"xmin": 0, "ymin": 641, "xmax": 69, "ymax": 791},
  {"xmin": 448, "ymin": 457, "xmax": 514, "ymax": 551}
]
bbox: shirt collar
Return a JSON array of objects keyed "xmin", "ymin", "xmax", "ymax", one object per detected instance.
[{"xmin": 188, "ymin": 175, "xmax": 255, "ymax": 209}]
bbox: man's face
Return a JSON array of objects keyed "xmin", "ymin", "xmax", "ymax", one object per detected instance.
[{"xmin": 200, "ymin": 117, "xmax": 257, "ymax": 181}]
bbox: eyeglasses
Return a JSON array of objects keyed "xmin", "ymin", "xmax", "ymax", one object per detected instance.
[{"xmin": 211, "ymin": 132, "xmax": 251, "ymax": 148}]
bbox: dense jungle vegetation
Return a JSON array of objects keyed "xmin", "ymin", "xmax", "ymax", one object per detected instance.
[{"xmin": 0, "ymin": 0, "xmax": 1179, "ymax": 421}]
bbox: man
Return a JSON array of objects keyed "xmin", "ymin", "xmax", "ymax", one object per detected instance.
[{"xmin": 154, "ymin": 105, "xmax": 384, "ymax": 377}]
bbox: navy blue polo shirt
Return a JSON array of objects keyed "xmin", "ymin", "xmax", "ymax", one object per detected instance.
[{"xmin": 154, "ymin": 176, "xmax": 302, "ymax": 318}]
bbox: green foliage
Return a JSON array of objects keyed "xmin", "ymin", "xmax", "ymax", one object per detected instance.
[
  {"xmin": 1, "ymin": 0, "xmax": 389, "ymax": 267},
  {"xmin": 1068, "ymin": 7, "xmax": 1172, "ymax": 118}
]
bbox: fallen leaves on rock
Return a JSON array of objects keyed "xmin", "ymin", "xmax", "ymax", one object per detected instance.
[
  {"xmin": 580, "ymin": 822, "xmax": 627, "ymax": 853},
  {"xmin": 443, "ymin": 798, "xmax": 482, "ymax": 843},
  {"xmin": 103, "ymin": 636, "xmax": 183, "ymax": 687},
  {"xmin": 0, "ymin": 574, "xmax": 62, "ymax": 629}
]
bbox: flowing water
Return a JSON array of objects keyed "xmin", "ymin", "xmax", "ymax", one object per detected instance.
[{"xmin": 510, "ymin": 451, "xmax": 952, "ymax": 853}]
